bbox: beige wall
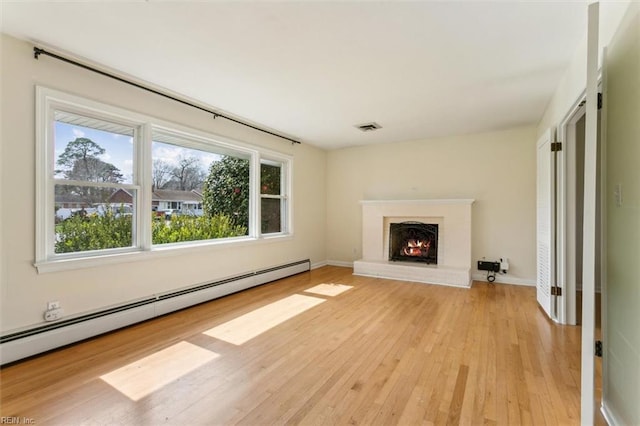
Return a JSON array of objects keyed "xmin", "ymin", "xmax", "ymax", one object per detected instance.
[
  {"xmin": 603, "ymin": 2, "xmax": 640, "ymax": 423},
  {"xmin": 326, "ymin": 126, "xmax": 537, "ymax": 283},
  {"xmin": 0, "ymin": 34, "xmax": 327, "ymax": 332}
]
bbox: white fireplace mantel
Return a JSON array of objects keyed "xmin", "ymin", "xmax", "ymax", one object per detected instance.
[
  {"xmin": 353, "ymin": 199, "xmax": 474, "ymax": 287},
  {"xmin": 359, "ymin": 199, "xmax": 474, "ymax": 206}
]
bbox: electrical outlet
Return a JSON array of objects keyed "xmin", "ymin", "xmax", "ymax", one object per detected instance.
[
  {"xmin": 500, "ymin": 258, "xmax": 510, "ymax": 272},
  {"xmin": 44, "ymin": 308, "xmax": 64, "ymax": 321},
  {"xmin": 47, "ymin": 301, "xmax": 60, "ymax": 310}
]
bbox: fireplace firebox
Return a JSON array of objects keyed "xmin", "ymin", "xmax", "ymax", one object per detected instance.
[{"xmin": 389, "ymin": 222, "xmax": 438, "ymax": 264}]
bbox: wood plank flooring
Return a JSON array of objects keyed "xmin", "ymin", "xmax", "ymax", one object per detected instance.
[{"xmin": 0, "ymin": 266, "xmax": 597, "ymax": 425}]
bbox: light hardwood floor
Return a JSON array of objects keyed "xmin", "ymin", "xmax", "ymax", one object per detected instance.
[{"xmin": 0, "ymin": 266, "xmax": 599, "ymax": 425}]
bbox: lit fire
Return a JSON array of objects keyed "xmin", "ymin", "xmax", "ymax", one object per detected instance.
[{"xmin": 402, "ymin": 239, "xmax": 431, "ymax": 257}]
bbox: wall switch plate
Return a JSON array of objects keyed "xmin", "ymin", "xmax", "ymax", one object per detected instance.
[{"xmin": 614, "ymin": 183, "xmax": 623, "ymax": 207}]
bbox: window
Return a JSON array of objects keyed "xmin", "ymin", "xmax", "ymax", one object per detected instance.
[
  {"xmin": 151, "ymin": 132, "xmax": 251, "ymax": 245},
  {"xmin": 48, "ymin": 110, "xmax": 141, "ymax": 257},
  {"xmin": 36, "ymin": 87, "xmax": 292, "ymax": 271},
  {"xmin": 260, "ymin": 160, "xmax": 287, "ymax": 234}
]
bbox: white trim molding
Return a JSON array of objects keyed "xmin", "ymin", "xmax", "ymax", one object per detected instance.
[
  {"xmin": 359, "ymin": 199, "xmax": 475, "ymax": 206},
  {"xmin": 326, "ymin": 260, "xmax": 354, "ymax": 268},
  {"xmin": 310, "ymin": 261, "xmax": 328, "ymax": 270},
  {"xmin": 601, "ymin": 402, "xmax": 624, "ymax": 426},
  {"xmin": 471, "ymin": 273, "xmax": 536, "ymax": 286}
]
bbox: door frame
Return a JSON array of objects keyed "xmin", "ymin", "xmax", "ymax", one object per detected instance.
[
  {"xmin": 557, "ymin": 93, "xmax": 586, "ymax": 326},
  {"xmin": 598, "ymin": 45, "xmax": 608, "ymax": 422},
  {"xmin": 580, "ymin": 3, "xmax": 599, "ymax": 422},
  {"xmin": 548, "ymin": 3, "xmax": 607, "ymax": 421},
  {"xmin": 557, "ymin": 78, "xmax": 603, "ymax": 327},
  {"xmin": 558, "ymin": 80, "xmax": 605, "ymax": 424}
]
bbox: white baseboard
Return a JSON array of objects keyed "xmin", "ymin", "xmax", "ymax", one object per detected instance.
[
  {"xmin": 327, "ymin": 260, "xmax": 354, "ymax": 268},
  {"xmin": 1, "ymin": 302, "xmax": 157, "ymax": 366},
  {"xmin": 355, "ymin": 260, "xmax": 471, "ymax": 288},
  {"xmin": 471, "ymin": 273, "xmax": 536, "ymax": 286},
  {"xmin": 0, "ymin": 260, "xmax": 310, "ymax": 365},
  {"xmin": 325, "ymin": 264, "xmax": 534, "ymax": 287},
  {"xmin": 601, "ymin": 401, "xmax": 624, "ymax": 426},
  {"xmin": 310, "ymin": 261, "xmax": 328, "ymax": 270}
]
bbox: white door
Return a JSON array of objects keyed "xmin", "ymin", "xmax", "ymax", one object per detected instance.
[
  {"xmin": 536, "ymin": 128, "xmax": 554, "ymax": 319},
  {"xmin": 581, "ymin": 2, "xmax": 600, "ymax": 423}
]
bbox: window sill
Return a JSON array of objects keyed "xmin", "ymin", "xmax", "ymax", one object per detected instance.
[{"xmin": 34, "ymin": 233, "xmax": 294, "ymax": 274}]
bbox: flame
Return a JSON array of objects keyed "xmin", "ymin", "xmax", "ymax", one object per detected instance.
[
  {"xmin": 406, "ymin": 239, "xmax": 428, "ymax": 248},
  {"xmin": 402, "ymin": 239, "xmax": 430, "ymax": 256}
]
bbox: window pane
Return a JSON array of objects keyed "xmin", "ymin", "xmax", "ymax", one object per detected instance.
[
  {"xmin": 261, "ymin": 163, "xmax": 281, "ymax": 195},
  {"xmin": 261, "ymin": 198, "xmax": 282, "ymax": 233},
  {"xmin": 39, "ymin": 89, "xmax": 295, "ymax": 266},
  {"xmin": 54, "ymin": 115, "xmax": 134, "ymax": 184},
  {"xmin": 54, "ymin": 185, "xmax": 134, "ymax": 253},
  {"xmin": 152, "ymin": 140, "xmax": 249, "ymax": 244}
]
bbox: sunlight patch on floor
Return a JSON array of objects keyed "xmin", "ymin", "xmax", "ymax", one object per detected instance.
[
  {"xmin": 203, "ymin": 294, "xmax": 325, "ymax": 345},
  {"xmin": 304, "ymin": 283, "xmax": 353, "ymax": 297},
  {"xmin": 100, "ymin": 341, "xmax": 219, "ymax": 401}
]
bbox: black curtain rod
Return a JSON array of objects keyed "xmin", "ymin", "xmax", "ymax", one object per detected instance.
[{"xmin": 33, "ymin": 47, "xmax": 301, "ymax": 145}]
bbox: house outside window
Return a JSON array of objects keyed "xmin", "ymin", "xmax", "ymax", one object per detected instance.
[
  {"xmin": 151, "ymin": 133, "xmax": 251, "ymax": 244},
  {"xmin": 49, "ymin": 110, "xmax": 140, "ymax": 255},
  {"xmin": 36, "ymin": 87, "xmax": 292, "ymax": 272}
]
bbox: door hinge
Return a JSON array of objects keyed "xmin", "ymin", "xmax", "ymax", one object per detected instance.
[
  {"xmin": 577, "ymin": 94, "xmax": 601, "ymax": 109},
  {"xmin": 595, "ymin": 340, "xmax": 603, "ymax": 357},
  {"xmin": 551, "ymin": 142, "xmax": 562, "ymax": 152},
  {"xmin": 551, "ymin": 286, "xmax": 562, "ymax": 296},
  {"xmin": 598, "ymin": 92, "xmax": 603, "ymax": 110}
]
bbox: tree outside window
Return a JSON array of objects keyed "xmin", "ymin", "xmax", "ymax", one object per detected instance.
[{"xmin": 38, "ymin": 87, "xmax": 292, "ymax": 268}]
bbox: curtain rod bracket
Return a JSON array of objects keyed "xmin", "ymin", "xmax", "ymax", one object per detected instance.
[{"xmin": 34, "ymin": 47, "xmax": 44, "ymax": 59}]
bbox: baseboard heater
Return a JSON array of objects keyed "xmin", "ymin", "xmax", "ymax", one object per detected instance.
[{"xmin": 0, "ymin": 259, "xmax": 310, "ymax": 365}]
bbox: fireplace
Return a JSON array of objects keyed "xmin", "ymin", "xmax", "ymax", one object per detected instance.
[
  {"xmin": 354, "ymin": 199, "xmax": 474, "ymax": 287},
  {"xmin": 389, "ymin": 222, "xmax": 438, "ymax": 264}
]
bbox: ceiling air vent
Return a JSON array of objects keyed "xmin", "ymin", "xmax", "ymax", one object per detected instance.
[{"xmin": 355, "ymin": 122, "xmax": 382, "ymax": 132}]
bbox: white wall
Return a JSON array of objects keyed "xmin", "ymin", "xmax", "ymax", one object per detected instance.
[
  {"xmin": 326, "ymin": 125, "xmax": 537, "ymax": 284},
  {"xmin": 0, "ymin": 34, "xmax": 327, "ymax": 333}
]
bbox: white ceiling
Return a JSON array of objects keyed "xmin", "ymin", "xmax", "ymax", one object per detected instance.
[{"xmin": 1, "ymin": 1, "xmax": 590, "ymax": 150}]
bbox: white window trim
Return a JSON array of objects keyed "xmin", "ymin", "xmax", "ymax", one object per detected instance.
[
  {"xmin": 35, "ymin": 86, "xmax": 293, "ymax": 274},
  {"xmin": 260, "ymin": 157, "xmax": 292, "ymax": 236}
]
